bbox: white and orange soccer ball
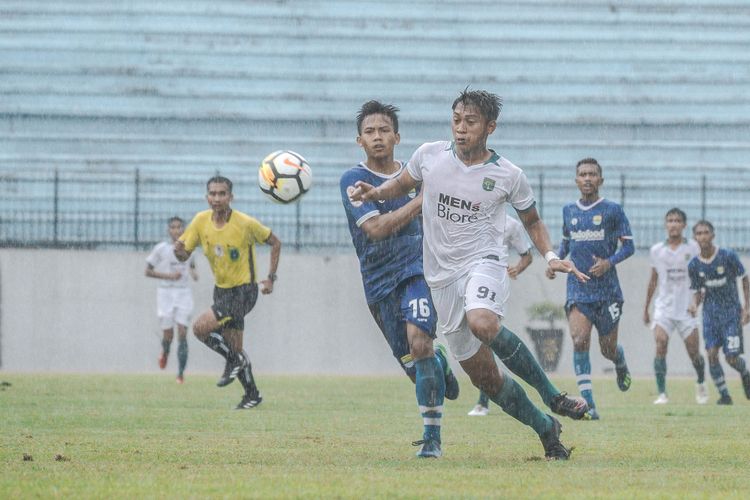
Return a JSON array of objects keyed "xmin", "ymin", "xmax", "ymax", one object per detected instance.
[{"xmin": 258, "ymin": 150, "xmax": 312, "ymax": 204}]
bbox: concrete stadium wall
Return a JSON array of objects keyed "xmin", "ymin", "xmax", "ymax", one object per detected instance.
[{"xmin": 1, "ymin": 249, "xmax": 745, "ymax": 381}]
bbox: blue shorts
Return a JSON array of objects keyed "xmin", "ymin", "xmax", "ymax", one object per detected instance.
[
  {"xmin": 703, "ymin": 312, "xmax": 745, "ymax": 356},
  {"xmin": 368, "ymin": 275, "xmax": 437, "ymax": 377},
  {"xmin": 566, "ymin": 300, "xmax": 623, "ymax": 336}
]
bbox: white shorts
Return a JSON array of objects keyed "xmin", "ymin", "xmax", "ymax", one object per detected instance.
[
  {"xmin": 651, "ymin": 311, "xmax": 698, "ymax": 340},
  {"xmin": 431, "ymin": 259, "xmax": 510, "ymax": 362},
  {"xmin": 157, "ymin": 287, "xmax": 193, "ymax": 329}
]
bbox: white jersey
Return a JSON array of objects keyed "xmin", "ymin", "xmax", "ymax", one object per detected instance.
[
  {"xmin": 504, "ymin": 215, "xmax": 532, "ymax": 256},
  {"xmin": 649, "ymin": 238, "xmax": 699, "ymax": 320},
  {"xmin": 146, "ymin": 241, "xmax": 194, "ymax": 288},
  {"xmin": 406, "ymin": 141, "xmax": 535, "ymax": 287}
]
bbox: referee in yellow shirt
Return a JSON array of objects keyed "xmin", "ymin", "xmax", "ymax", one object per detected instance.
[{"xmin": 175, "ymin": 176, "xmax": 281, "ymax": 409}]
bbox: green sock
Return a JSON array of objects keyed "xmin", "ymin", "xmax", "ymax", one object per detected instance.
[
  {"xmin": 177, "ymin": 339, "xmax": 188, "ymax": 377},
  {"xmin": 489, "ymin": 376, "xmax": 552, "ymax": 437},
  {"xmin": 490, "ymin": 326, "xmax": 559, "ymax": 407},
  {"xmin": 654, "ymin": 357, "xmax": 667, "ymax": 394}
]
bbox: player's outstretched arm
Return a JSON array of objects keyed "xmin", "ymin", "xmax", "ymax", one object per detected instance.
[
  {"xmin": 260, "ymin": 232, "xmax": 282, "ymax": 295},
  {"xmin": 508, "ymin": 252, "xmax": 532, "ymax": 279},
  {"xmin": 517, "ymin": 205, "xmax": 589, "ymax": 283},
  {"xmin": 349, "ymin": 169, "xmax": 417, "ymax": 203},
  {"xmin": 360, "ymin": 192, "xmax": 423, "ymax": 241}
]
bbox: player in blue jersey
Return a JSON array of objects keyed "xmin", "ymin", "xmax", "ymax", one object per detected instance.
[
  {"xmin": 340, "ymin": 100, "xmax": 459, "ymax": 458},
  {"xmin": 687, "ymin": 220, "xmax": 750, "ymax": 404},
  {"xmin": 547, "ymin": 158, "xmax": 635, "ymax": 420}
]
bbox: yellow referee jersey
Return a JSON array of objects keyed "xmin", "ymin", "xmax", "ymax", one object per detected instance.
[{"xmin": 180, "ymin": 209, "xmax": 271, "ymax": 288}]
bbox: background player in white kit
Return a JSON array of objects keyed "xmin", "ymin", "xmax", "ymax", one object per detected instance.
[
  {"xmin": 468, "ymin": 214, "xmax": 533, "ymax": 416},
  {"xmin": 145, "ymin": 216, "xmax": 198, "ymax": 383},
  {"xmin": 643, "ymin": 208, "xmax": 708, "ymax": 404},
  {"xmin": 350, "ymin": 88, "xmax": 589, "ymax": 460}
]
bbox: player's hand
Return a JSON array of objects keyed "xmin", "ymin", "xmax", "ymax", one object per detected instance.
[
  {"xmin": 742, "ymin": 308, "xmax": 750, "ymax": 325},
  {"xmin": 588, "ymin": 255, "xmax": 611, "ymax": 277},
  {"xmin": 549, "ymin": 259, "xmax": 589, "ymax": 283},
  {"xmin": 168, "ymin": 272, "xmax": 182, "ymax": 280},
  {"xmin": 260, "ymin": 279, "xmax": 273, "ymax": 295},
  {"xmin": 545, "ymin": 266, "xmax": 556, "ymax": 280},
  {"xmin": 174, "ymin": 240, "xmax": 189, "ymax": 261},
  {"xmin": 643, "ymin": 310, "xmax": 650, "ymax": 325},
  {"xmin": 349, "ymin": 181, "xmax": 378, "ymax": 202},
  {"xmin": 508, "ymin": 266, "xmax": 519, "ymax": 280}
]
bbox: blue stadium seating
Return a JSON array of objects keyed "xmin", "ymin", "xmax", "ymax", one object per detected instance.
[{"xmin": 1, "ymin": 0, "xmax": 749, "ymax": 248}]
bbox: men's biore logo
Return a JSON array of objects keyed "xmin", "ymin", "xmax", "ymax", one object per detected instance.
[
  {"xmin": 437, "ymin": 193, "xmax": 480, "ymax": 223},
  {"xmin": 570, "ymin": 229, "xmax": 605, "ymax": 241}
]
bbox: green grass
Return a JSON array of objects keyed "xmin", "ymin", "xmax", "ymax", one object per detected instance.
[{"xmin": 1, "ymin": 373, "xmax": 749, "ymax": 499}]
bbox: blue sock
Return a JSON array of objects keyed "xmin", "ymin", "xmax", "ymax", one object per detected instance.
[
  {"xmin": 488, "ymin": 376, "xmax": 552, "ymax": 436},
  {"xmin": 490, "ymin": 326, "xmax": 559, "ymax": 407},
  {"xmin": 615, "ymin": 345, "xmax": 627, "ymax": 369},
  {"xmin": 709, "ymin": 362, "xmax": 729, "ymax": 397},
  {"xmin": 654, "ymin": 357, "xmax": 667, "ymax": 394},
  {"xmin": 177, "ymin": 338, "xmax": 188, "ymax": 377},
  {"xmin": 415, "ymin": 357, "xmax": 445, "ymax": 442},
  {"xmin": 729, "ymin": 356, "xmax": 748, "ymax": 375},
  {"xmin": 574, "ymin": 351, "xmax": 595, "ymax": 409}
]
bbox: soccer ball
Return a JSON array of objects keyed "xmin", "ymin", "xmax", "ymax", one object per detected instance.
[{"xmin": 258, "ymin": 150, "xmax": 312, "ymax": 204}]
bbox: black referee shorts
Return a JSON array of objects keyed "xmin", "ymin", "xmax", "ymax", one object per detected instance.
[{"xmin": 211, "ymin": 283, "xmax": 259, "ymax": 331}]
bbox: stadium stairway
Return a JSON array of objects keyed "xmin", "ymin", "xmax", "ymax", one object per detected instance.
[{"xmin": 1, "ymin": 0, "xmax": 750, "ymax": 247}]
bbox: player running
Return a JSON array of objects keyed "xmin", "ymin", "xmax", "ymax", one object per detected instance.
[
  {"xmin": 643, "ymin": 208, "xmax": 708, "ymax": 404},
  {"xmin": 688, "ymin": 220, "xmax": 750, "ymax": 405},
  {"xmin": 547, "ymin": 158, "xmax": 634, "ymax": 420},
  {"xmin": 468, "ymin": 214, "xmax": 533, "ymax": 417},
  {"xmin": 175, "ymin": 176, "xmax": 281, "ymax": 410},
  {"xmin": 340, "ymin": 100, "xmax": 459, "ymax": 458},
  {"xmin": 145, "ymin": 216, "xmax": 198, "ymax": 383},
  {"xmin": 350, "ymin": 89, "xmax": 589, "ymax": 460}
]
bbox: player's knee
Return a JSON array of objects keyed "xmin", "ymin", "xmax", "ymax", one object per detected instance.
[
  {"xmin": 725, "ymin": 355, "xmax": 740, "ymax": 368},
  {"xmin": 467, "ymin": 318, "xmax": 499, "ymax": 344}
]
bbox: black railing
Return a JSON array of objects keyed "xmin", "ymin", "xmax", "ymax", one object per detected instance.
[{"xmin": 2, "ymin": 168, "xmax": 750, "ymax": 252}]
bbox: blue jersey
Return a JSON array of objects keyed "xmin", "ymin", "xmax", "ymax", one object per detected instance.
[
  {"xmin": 558, "ymin": 198, "xmax": 633, "ymax": 303},
  {"xmin": 688, "ymin": 247, "xmax": 745, "ymax": 318},
  {"xmin": 340, "ymin": 162, "xmax": 424, "ymax": 304}
]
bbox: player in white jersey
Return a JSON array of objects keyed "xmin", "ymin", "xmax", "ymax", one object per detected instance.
[
  {"xmin": 468, "ymin": 215, "xmax": 532, "ymax": 416},
  {"xmin": 643, "ymin": 208, "xmax": 708, "ymax": 404},
  {"xmin": 145, "ymin": 216, "xmax": 198, "ymax": 383},
  {"xmin": 350, "ymin": 89, "xmax": 590, "ymax": 460}
]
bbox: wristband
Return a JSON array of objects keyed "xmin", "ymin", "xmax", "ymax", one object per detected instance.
[{"xmin": 545, "ymin": 251, "xmax": 560, "ymax": 263}]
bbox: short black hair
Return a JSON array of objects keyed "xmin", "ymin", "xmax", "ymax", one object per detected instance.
[
  {"xmin": 451, "ymin": 88, "xmax": 502, "ymax": 122},
  {"xmin": 665, "ymin": 207, "xmax": 687, "ymax": 223},
  {"xmin": 576, "ymin": 157, "xmax": 603, "ymax": 176},
  {"xmin": 168, "ymin": 216, "xmax": 184, "ymax": 225},
  {"xmin": 206, "ymin": 176, "xmax": 232, "ymax": 192},
  {"xmin": 693, "ymin": 219, "xmax": 715, "ymax": 234},
  {"xmin": 356, "ymin": 100, "xmax": 400, "ymax": 134}
]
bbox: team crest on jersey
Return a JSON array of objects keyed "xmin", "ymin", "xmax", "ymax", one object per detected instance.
[
  {"xmin": 408, "ymin": 188, "xmax": 417, "ymax": 199},
  {"xmin": 685, "ymin": 253, "xmax": 691, "ymax": 261},
  {"xmin": 571, "ymin": 218, "xmax": 578, "ymax": 225},
  {"xmin": 592, "ymin": 215, "xmax": 602, "ymax": 225},
  {"xmin": 482, "ymin": 177, "xmax": 495, "ymax": 191},
  {"xmin": 229, "ymin": 247, "xmax": 240, "ymax": 261},
  {"xmin": 717, "ymin": 266, "xmax": 724, "ymax": 275},
  {"xmin": 214, "ymin": 244, "xmax": 224, "ymax": 257}
]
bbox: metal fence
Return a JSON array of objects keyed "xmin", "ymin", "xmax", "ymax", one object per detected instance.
[{"xmin": 2, "ymin": 168, "xmax": 750, "ymax": 252}]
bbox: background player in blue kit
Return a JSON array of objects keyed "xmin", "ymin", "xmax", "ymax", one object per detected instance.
[
  {"xmin": 340, "ymin": 100, "xmax": 459, "ymax": 458},
  {"xmin": 547, "ymin": 158, "xmax": 634, "ymax": 420},
  {"xmin": 688, "ymin": 220, "xmax": 750, "ymax": 404}
]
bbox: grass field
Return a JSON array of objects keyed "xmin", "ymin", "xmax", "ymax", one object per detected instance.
[{"xmin": 2, "ymin": 373, "xmax": 749, "ymax": 499}]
